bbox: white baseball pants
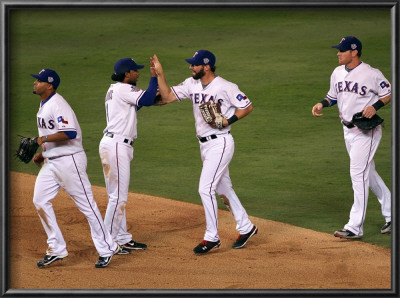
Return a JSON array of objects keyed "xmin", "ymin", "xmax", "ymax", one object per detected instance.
[
  {"xmin": 198, "ymin": 133, "xmax": 254, "ymax": 242},
  {"xmin": 99, "ymin": 134, "xmax": 134, "ymax": 245},
  {"xmin": 343, "ymin": 125, "xmax": 391, "ymax": 236},
  {"xmin": 33, "ymin": 151, "xmax": 117, "ymax": 257}
]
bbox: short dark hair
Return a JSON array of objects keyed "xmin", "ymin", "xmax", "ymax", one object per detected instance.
[
  {"xmin": 210, "ymin": 65, "xmax": 216, "ymax": 72},
  {"xmin": 111, "ymin": 72, "xmax": 126, "ymax": 82}
]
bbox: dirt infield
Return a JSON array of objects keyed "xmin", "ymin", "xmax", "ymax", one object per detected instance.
[{"xmin": 9, "ymin": 171, "xmax": 391, "ymax": 290}]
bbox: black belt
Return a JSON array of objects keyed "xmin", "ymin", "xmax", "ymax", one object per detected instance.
[
  {"xmin": 105, "ymin": 132, "xmax": 133, "ymax": 145},
  {"xmin": 342, "ymin": 121, "xmax": 355, "ymax": 129},
  {"xmin": 198, "ymin": 131, "xmax": 230, "ymax": 143},
  {"xmin": 198, "ymin": 135, "xmax": 218, "ymax": 143}
]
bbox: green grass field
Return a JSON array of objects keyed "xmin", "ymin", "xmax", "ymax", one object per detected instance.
[{"xmin": 9, "ymin": 8, "xmax": 392, "ymax": 248}]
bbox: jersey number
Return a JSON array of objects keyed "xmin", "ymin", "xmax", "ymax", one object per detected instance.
[{"xmin": 105, "ymin": 90, "xmax": 113, "ymax": 102}]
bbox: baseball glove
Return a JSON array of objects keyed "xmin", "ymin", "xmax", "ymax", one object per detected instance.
[
  {"xmin": 16, "ymin": 136, "xmax": 39, "ymax": 164},
  {"xmin": 199, "ymin": 101, "xmax": 225, "ymax": 129},
  {"xmin": 352, "ymin": 112, "xmax": 384, "ymax": 130}
]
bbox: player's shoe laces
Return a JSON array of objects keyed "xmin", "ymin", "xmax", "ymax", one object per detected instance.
[
  {"xmin": 121, "ymin": 240, "xmax": 147, "ymax": 250},
  {"xmin": 334, "ymin": 229, "xmax": 362, "ymax": 239},
  {"xmin": 193, "ymin": 240, "xmax": 221, "ymax": 254},
  {"xmin": 95, "ymin": 245, "xmax": 122, "ymax": 268},
  {"xmin": 381, "ymin": 221, "xmax": 391, "ymax": 234},
  {"xmin": 37, "ymin": 254, "xmax": 68, "ymax": 267},
  {"xmin": 232, "ymin": 225, "xmax": 258, "ymax": 249}
]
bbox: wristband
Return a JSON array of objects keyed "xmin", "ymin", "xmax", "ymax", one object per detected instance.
[
  {"xmin": 372, "ymin": 100, "xmax": 385, "ymax": 111},
  {"xmin": 227, "ymin": 115, "xmax": 239, "ymax": 125},
  {"xmin": 319, "ymin": 99, "xmax": 330, "ymax": 108}
]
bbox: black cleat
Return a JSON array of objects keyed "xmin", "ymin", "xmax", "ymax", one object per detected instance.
[
  {"xmin": 381, "ymin": 221, "xmax": 391, "ymax": 234},
  {"xmin": 334, "ymin": 229, "xmax": 362, "ymax": 239},
  {"xmin": 37, "ymin": 254, "xmax": 68, "ymax": 268},
  {"xmin": 121, "ymin": 240, "xmax": 147, "ymax": 250},
  {"xmin": 232, "ymin": 225, "xmax": 258, "ymax": 249},
  {"xmin": 193, "ymin": 240, "xmax": 221, "ymax": 254}
]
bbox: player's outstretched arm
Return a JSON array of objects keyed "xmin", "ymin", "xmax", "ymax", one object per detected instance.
[{"xmin": 150, "ymin": 54, "xmax": 177, "ymax": 104}]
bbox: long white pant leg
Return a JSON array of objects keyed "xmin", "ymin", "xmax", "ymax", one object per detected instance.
[
  {"xmin": 198, "ymin": 135, "xmax": 234, "ymax": 242},
  {"xmin": 56, "ymin": 152, "xmax": 117, "ymax": 257},
  {"xmin": 368, "ymin": 160, "xmax": 391, "ymax": 222},
  {"xmin": 33, "ymin": 161, "xmax": 67, "ymax": 256},
  {"xmin": 344, "ymin": 127, "xmax": 382, "ymax": 236},
  {"xmin": 216, "ymin": 171, "xmax": 253, "ymax": 234},
  {"xmin": 100, "ymin": 139, "xmax": 133, "ymax": 244},
  {"xmin": 117, "ymin": 209, "xmax": 132, "ymax": 245}
]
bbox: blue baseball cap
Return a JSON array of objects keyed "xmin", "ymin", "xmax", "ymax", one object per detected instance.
[
  {"xmin": 30, "ymin": 69, "xmax": 60, "ymax": 89},
  {"xmin": 332, "ymin": 36, "xmax": 362, "ymax": 53},
  {"xmin": 185, "ymin": 50, "xmax": 216, "ymax": 66},
  {"xmin": 114, "ymin": 58, "xmax": 144, "ymax": 74}
]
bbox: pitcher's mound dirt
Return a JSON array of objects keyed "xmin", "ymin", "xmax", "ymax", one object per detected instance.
[{"xmin": 9, "ymin": 171, "xmax": 391, "ymax": 290}]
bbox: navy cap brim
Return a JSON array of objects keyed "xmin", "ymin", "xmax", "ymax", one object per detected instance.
[
  {"xmin": 135, "ymin": 65, "xmax": 145, "ymax": 70},
  {"xmin": 332, "ymin": 45, "xmax": 350, "ymax": 52},
  {"xmin": 185, "ymin": 58, "xmax": 196, "ymax": 64}
]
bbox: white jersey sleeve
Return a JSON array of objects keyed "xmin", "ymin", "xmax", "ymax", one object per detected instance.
[
  {"xmin": 37, "ymin": 93, "xmax": 84, "ymax": 159},
  {"xmin": 172, "ymin": 76, "xmax": 252, "ymax": 137},
  {"xmin": 102, "ymin": 82, "xmax": 143, "ymax": 139},
  {"xmin": 325, "ymin": 62, "xmax": 391, "ymax": 123},
  {"xmin": 374, "ymin": 69, "xmax": 391, "ymax": 99},
  {"xmin": 171, "ymin": 78, "xmax": 191, "ymax": 102}
]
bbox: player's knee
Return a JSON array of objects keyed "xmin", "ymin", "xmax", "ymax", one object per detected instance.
[
  {"xmin": 33, "ymin": 197, "xmax": 46, "ymax": 210},
  {"xmin": 198, "ymin": 186, "xmax": 215, "ymax": 198},
  {"xmin": 350, "ymin": 170, "xmax": 368, "ymax": 182}
]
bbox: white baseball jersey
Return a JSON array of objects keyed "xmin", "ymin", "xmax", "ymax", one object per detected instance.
[
  {"xmin": 324, "ymin": 61, "xmax": 391, "ymax": 237},
  {"xmin": 99, "ymin": 81, "xmax": 145, "ymax": 245},
  {"xmin": 37, "ymin": 93, "xmax": 83, "ymax": 159},
  {"xmin": 34, "ymin": 92, "xmax": 117, "ymax": 258},
  {"xmin": 325, "ymin": 62, "xmax": 391, "ymax": 122},
  {"xmin": 103, "ymin": 82, "xmax": 145, "ymax": 139},
  {"xmin": 171, "ymin": 76, "xmax": 252, "ymax": 137},
  {"xmin": 170, "ymin": 75, "xmax": 255, "ymax": 242}
]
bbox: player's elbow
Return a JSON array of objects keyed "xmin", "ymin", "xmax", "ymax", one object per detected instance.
[
  {"xmin": 242, "ymin": 104, "xmax": 253, "ymax": 117},
  {"xmin": 161, "ymin": 93, "xmax": 177, "ymax": 104}
]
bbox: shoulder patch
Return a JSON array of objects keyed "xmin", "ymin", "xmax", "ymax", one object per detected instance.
[{"xmin": 236, "ymin": 94, "xmax": 247, "ymax": 101}]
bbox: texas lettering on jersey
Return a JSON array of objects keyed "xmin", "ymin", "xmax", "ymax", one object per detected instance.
[
  {"xmin": 335, "ymin": 79, "xmax": 390, "ymax": 97},
  {"xmin": 189, "ymin": 93, "xmax": 223, "ymax": 105},
  {"xmin": 37, "ymin": 117, "xmax": 55, "ymax": 129},
  {"xmin": 335, "ymin": 81, "xmax": 368, "ymax": 96},
  {"xmin": 189, "ymin": 93, "xmax": 247, "ymax": 105}
]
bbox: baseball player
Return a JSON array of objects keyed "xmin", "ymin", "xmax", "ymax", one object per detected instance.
[
  {"xmin": 312, "ymin": 36, "xmax": 391, "ymax": 239},
  {"xmin": 99, "ymin": 58, "xmax": 158, "ymax": 252},
  {"xmin": 151, "ymin": 51, "xmax": 258, "ymax": 254},
  {"xmin": 30, "ymin": 68, "xmax": 122, "ymax": 268}
]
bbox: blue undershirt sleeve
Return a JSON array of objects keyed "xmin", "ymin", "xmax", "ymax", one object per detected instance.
[
  {"xmin": 64, "ymin": 131, "xmax": 77, "ymax": 139},
  {"xmin": 325, "ymin": 96, "xmax": 337, "ymax": 106},
  {"xmin": 137, "ymin": 77, "xmax": 158, "ymax": 109}
]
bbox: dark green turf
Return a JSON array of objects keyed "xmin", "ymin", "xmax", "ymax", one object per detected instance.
[{"xmin": 9, "ymin": 8, "xmax": 392, "ymax": 248}]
